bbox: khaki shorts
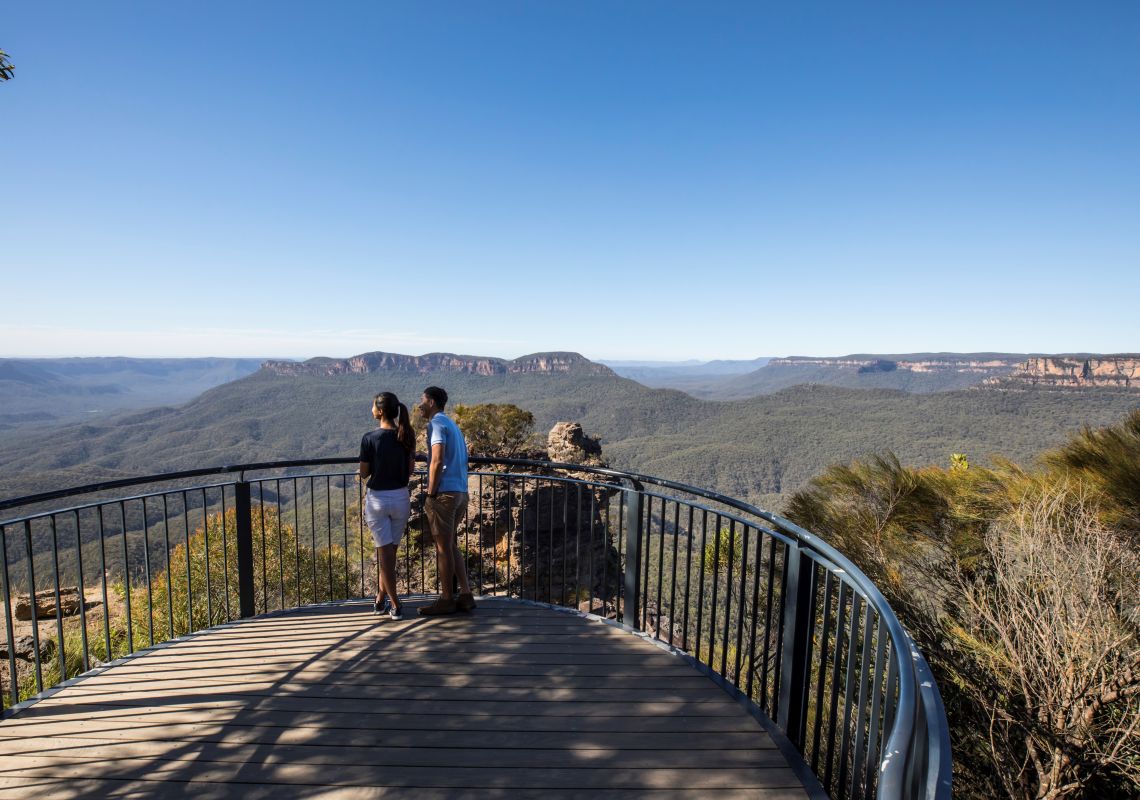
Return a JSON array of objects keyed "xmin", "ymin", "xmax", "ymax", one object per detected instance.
[{"xmin": 425, "ymin": 492, "xmax": 469, "ymax": 542}]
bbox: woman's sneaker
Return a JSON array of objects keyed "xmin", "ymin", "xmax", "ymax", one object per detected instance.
[
  {"xmin": 456, "ymin": 593, "xmax": 477, "ymax": 612},
  {"xmin": 374, "ymin": 597, "xmax": 390, "ymax": 615},
  {"xmin": 388, "ymin": 603, "xmax": 403, "ymax": 621}
]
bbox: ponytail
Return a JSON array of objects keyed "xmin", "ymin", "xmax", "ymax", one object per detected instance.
[
  {"xmin": 396, "ymin": 402, "xmax": 415, "ymax": 453},
  {"xmin": 375, "ymin": 392, "xmax": 415, "ymax": 452}
]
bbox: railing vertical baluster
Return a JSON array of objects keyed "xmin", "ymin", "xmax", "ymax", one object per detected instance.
[
  {"xmin": 117, "ymin": 502, "xmax": 133, "ymax": 654},
  {"xmin": 670, "ymin": 501, "xmax": 680, "ymax": 643},
  {"xmin": 600, "ymin": 488, "xmax": 611, "ymax": 613},
  {"xmin": 73, "ymin": 511, "xmax": 90, "ymax": 674},
  {"xmin": 549, "ymin": 481, "xmax": 556, "ymax": 604},
  {"xmin": 777, "ymin": 541, "xmax": 815, "ymax": 749},
  {"xmin": 811, "ymin": 572, "xmax": 835, "ymax": 774},
  {"xmin": 682, "ymin": 504, "xmax": 694, "ymax": 652},
  {"xmin": 140, "ymin": 500, "xmax": 154, "ymax": 646},
  {"xmin": 161, "ymin": 496, "xmax": 173, "ymax": 641},
  {"xmin": 49, "ymin": 516, "xmax": 66, "ymax": 681},
  {"xmin": 277, "ymin": 481, "xmax": 286, "ymax": 609},
  {"xmin": 418, "ymin": 473, "xmax": 426, "ymax": 594},
  {"xmin": 310, "ymin": 479, "xmax": 318, "ymax": 600},
  {"xmin": 0, "ymin": 525, "xmax": 19, "ymax": 705},
  {"xmin": 760, "ymin": 536, "xmax": 778, "ymax": 711},
  {"xmin": 721, "ymin": 519, "xmax": 736, "ymax": 678},
  {"xmin": 490, "ymin": 474, "xmax": 498, "ymax": 596},
  {"xmin": 707, "ymin": 513, "xmax": 722, "ymax": 667},
  {"xmin": 503, "ymin": 476, "xmax": 511, "ymax": 597},
  {"xmin": 181, "ymin": 491, "xmax": 192, "ymax": 634},
  {"xmin": 863, "ymin": 615, "xmax": 890, "ymax": 800},
  {"xmin": 96, "ymin": 506, "xmax": 112, "ymax": 660},
  {"xmin": 824, "ymin": 582, "xmax": 850, "ymax": 793},
  {"xmin": 851, "ymin": 603, "xmax": 877, "ymax": 800},
  {"xmin": 745, "ymin": 526, "xmax": 763, "ymax": 700},
  {"xmin": 200, "ymin": 489, "xmax": 211, "ymax": 626},
  {"xmin": 357, "ymin": 479, "xmax": 365, "ymax": 600},
  {"xmin": 640, "ymin": 495, "xmax": 652, "ymax": 631},
  {"xmin": 587, "ymin": 487, "xmax": 597, "ymax": 611},
  {"xmin": 524, "ymin": 477, "xmax": 534, "ymax": 602},
  {"xmin": 560, "ymin": 480, "xmax": 568, "ymax": 606},
  {"xmin": 654, "ymin": 498, "xmax": 665, "ymax": 641},
  {"xmin": 735, "ymin": 523, "xmax": 751, "ymax": 682},
  {"xmin": 574, "ymin": 483, "xmax": 583, "ymax": 606},
  {"xmin": 235, "ymin": 480, "xmax": 255, "ymax": 619},
  {"xmin": 621, "ymin": 483, "xmax": 643, "ymax": 629},
  {"xmin": 342, "ymin": 476, "xmax": 349, "ymax": 598},
  {"xmin": 23, "ymin": 521, "xmax": 43, "ymax": 692},
  {"xmin": 292, "ymin": 478, "xmax": 301, "ymax": 605},
  {"xmin": 694, "ymin": 508, "xmax": 708, "ymax": 665},
  {"xmin": 837, "ymin": 595, "xmax": 864, "ymax": 799},
  {"xmin": 614, "ymin": 490, "xmax": 624, "ymax": 616},
  {"xmin": 478, "ymin": 474, "xmax": 486, "ymax": 597},
  {"xmin": 221, "ymin": 488, "xmax": 231, "ymax": 621},
  {"xmin": 259, "ymin": 483, "xmax": 268, "ymax": 612},
  {"xmin": 325, "ymin": 476, "xmax": 333, "ymax": 600}
]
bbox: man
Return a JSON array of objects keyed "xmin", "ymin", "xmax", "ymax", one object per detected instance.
[{"xmin": 417, "ymin": 385, "xmax": 476, "ymax": 616}]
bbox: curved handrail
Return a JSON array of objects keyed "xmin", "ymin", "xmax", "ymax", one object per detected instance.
[{"xmin": 0, "ymin": 456, "xmax": 952, "ymax": 799}]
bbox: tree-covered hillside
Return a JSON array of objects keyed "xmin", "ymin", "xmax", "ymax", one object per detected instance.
[{"xmin": 1, "ymin": 364, "xmax": 1135, "ymax": 510}]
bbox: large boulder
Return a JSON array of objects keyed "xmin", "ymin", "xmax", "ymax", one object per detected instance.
[
  {"xmin": 547, "ymin": 422, "xmax": 603, "ymax": 465},
  {"xmin": 14, "ymin": 587, "xmax": 84, "ymax": 621}
]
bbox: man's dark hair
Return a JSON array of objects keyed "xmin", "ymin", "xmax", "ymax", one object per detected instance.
[{"xmin": 424, "ymin": 386, "xmax": 448, "ymax": 410}]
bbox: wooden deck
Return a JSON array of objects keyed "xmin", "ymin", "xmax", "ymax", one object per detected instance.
[{"xmin": 0, "ymin": 598, "xmax": 813, "ymax": 799}]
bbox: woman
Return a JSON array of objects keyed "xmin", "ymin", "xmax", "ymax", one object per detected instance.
[{"xmin": 359, "ymin": 391, "xmax": 415, "ymax": 620}]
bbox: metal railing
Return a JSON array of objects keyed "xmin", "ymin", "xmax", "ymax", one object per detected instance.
[{"xmin": 0, "ymin": 457, "xmax": 952, "ymax": 800}]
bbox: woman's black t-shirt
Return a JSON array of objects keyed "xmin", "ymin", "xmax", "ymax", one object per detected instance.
[{"xmin": 359, "ymin": 428, "xmax": 411, "ymax": 491}]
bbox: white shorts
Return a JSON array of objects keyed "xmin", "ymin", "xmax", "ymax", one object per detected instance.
[{"xmin": 364, "ymin": 488, "xmax": 410, "ymax": 548}]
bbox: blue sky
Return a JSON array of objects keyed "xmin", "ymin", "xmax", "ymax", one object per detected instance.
[{"xmin": 2, "ymin": 2, "xmax": 1137, "ymax": 361}]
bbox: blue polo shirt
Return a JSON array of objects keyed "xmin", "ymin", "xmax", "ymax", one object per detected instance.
[{"xmin": 426, "ymin": 412, "xmax": 469, "ymax": 492}]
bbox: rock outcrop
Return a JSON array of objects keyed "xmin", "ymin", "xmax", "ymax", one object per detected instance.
[
  {"xmin": 262, "ymin": 351, "xmax": 614, "ymax": 378},
  {"xmin": 14, "ymin": 587, "xmax": 84, "ymax": 621},
  {"xmin": 402, "ymin": 421, "xmax": 621, "ymax": 604},
  {"xmin": 546, "ymin": 422, "xmax": 603, "ymax": 465},
  {"xmin": 989, "ymin": 356, "xmax": 1140, "ymax": 389}
]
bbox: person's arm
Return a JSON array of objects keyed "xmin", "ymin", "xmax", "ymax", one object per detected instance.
[
  {"xmin": 359, "ymin": 436, "xmax": 371, "ymax": 483},
  {"xmin": 407, "ymin": 450, "xmax": 416, "ymax": 486},
  {"xmin": 427, "ymin": 443, "xmax": 444, "ymax": 496}
]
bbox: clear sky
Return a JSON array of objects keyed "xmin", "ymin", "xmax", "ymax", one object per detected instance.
[{"xmin": 2, "ymin": 2, "xmax": 1137, "ymax": 361}]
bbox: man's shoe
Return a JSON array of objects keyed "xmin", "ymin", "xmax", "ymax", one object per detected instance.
[
  {"xmin": 418, "ymin": 597, "xmax": 457, "ymax": 616},
  {"xmin": 456, "ymin": 593, "xmax": 477, "ymax": 612}
]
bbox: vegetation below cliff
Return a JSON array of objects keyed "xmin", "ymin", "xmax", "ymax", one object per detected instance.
[{"xmin": 786, "ymin": 410, "xmax": 1140, "ymax": 799}]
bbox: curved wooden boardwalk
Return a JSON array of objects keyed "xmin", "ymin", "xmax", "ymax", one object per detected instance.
[{"xmin": 0, "ymin": 598, "xmax": 813, "ymax": 799}]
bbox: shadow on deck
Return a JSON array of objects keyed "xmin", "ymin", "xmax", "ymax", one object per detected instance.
[{"xmin": 0, "ymin": 598, "xmax": 814, "ymax": 799}]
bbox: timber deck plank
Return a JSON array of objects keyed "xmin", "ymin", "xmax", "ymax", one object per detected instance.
[{"xmin": 0, "ymin": 598, "xmax": 811, "ymax": 799}]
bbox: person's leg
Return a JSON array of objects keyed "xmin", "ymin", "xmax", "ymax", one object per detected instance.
[
  {"xmin": 364, "ymin": 490, "xmax": 387, "ymax": 609},
  {"xmin": 379, "ymin": 543, "xmax": 399, "ymax": 612},
  {"xmin": 450, "ymin": 492, "xmax": 472, "ymax": 595},
  {"xmin": 427, "ymin": 496, "xmax": 455, "ymax": 600},
  {"xmin": 373, "ymin": 546, "xmax": 386, "ymax": 605}
]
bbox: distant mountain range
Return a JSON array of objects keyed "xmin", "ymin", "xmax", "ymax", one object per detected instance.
[
  {"xmin": 1, "ymin": 350, "xmax": 1136, "ymax": 512},
  {"xmin": 603, "ymin": 357, "xmax": 771, "ymax": 391},
  {"xmin": 0, "ymin": 357, "xmax": 263, "ymax": 431},
  {"xmin": 614, "ymin": 353, "xmax": 1140, "ymax": 398}
]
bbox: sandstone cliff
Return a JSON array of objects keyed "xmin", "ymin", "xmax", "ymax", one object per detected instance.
[
  {"xmin": 261, "ymin": 351, "xmax": 614, "ymax": 378},
  {"xmin": 989, "ymin": 356, "xmax": 1140, "ymax": 389}
]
